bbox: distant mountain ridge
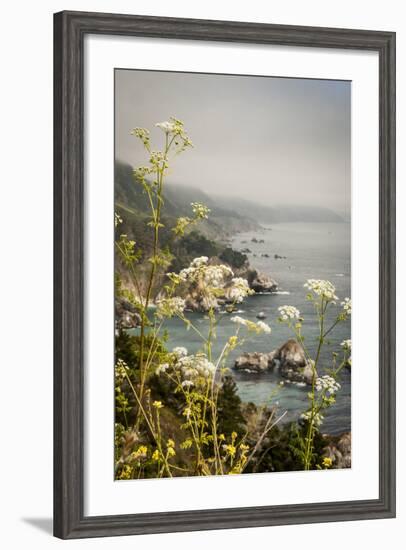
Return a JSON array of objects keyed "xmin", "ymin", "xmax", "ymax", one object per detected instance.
[
  {"xmin": 115, "ymin": 161, "xmax": 345, "ymax": 237},
  {"xmin": 213, "ymin": 195, "xmax": 345, "ymax": 224},
  {"xmin": 115, "ymin": 161, "xmax": 260, "ymax": 240}
]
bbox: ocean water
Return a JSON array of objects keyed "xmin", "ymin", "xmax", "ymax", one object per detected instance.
[{"xmin": 151, "ymin": 222, "xmax": 351, "ymax": 435}]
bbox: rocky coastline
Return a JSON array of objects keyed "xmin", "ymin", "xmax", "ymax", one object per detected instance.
[{"xmin": 234, "ymin": 339, "xmax": 315, "ymax": 385}]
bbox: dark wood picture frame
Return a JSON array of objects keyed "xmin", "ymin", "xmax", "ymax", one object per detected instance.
[{"xmin": 54, "ymin": 10, "xmax": 396, "ymax": 539}]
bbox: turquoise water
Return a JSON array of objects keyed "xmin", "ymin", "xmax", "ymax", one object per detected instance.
[{"xmin": 144, "ymin": 222, "xmax": 351, "ymax": 435}]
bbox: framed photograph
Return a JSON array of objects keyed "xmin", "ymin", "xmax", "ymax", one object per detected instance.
[{"xmin": 54, "ymin": 10, "xmax": 396, "ymax": 539}]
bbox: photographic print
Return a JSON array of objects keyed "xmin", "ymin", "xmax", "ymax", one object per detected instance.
[{"xmin": 114, "ymin": 69, "xmax": 351, "ymax": 481}]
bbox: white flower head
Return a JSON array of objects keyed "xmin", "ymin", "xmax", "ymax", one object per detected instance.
[
  {"xmin": 114, "ymin": 212, "xmax": 123, "ymax": 227},
  {"xmin": 256, "ymin": 321, "xmax": 272, "ymax": 334},
  {"xmin": 341, "ymin": 297, "xmax": 352, "ymax": 315},
  {"xmin": 301, "ymin": 410, "xmax": 324, "ymax": 427},
  {"xmin": 315, "ymin": 375, "xmax": 341, "ymax": 395},
  {"xmin": 304, "ymin": 279, "xmax": 338, "ymax": 302},
  {"xmin": 155, "ymin": 120, "xmax": 177, "ymax": 133},
  {"xmin": 191, "ymin": 202, "xmax": 210, "ymax": 220},
  {"xmin": 231, "ymin": 316, "xmax": 271, "ymax": 334},
  {"xmin": 115, "ymin": 359, "xmax": 129, "ymax": 382},
  {"xmin": 155, "ymin": 363, "xmax": 169, "ymax": 376},
  {"xmin": 172, "ymin": 346, "xmax": 188, "ymax": 358},
  {"xmin": 156, "ymin": 297, "xmax": 185, "ymax": 318},
  {"xmin": 230, "ymin": 316, "xmax": 248, "ymax": 327},
  {"xmin": 278, "ymin": 305, "xmax": 300, "ymax": 321},
  {"xmin": 340, "ymin": 339, "xmax": 351, "ymax": 351},
  {"xmin": 177, "ymin": 353, "xmax": 216, "ymax": 383},
  {"xmin": 227, "ymin": 277, "xmax": 253, "ymax": 303},
  {"xmin": 190, "ymin": 256, "xmax": 209, "ymax": 268}
]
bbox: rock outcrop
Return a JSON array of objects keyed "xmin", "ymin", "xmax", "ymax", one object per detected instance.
[
  {"xmin": 322, "ymin": 432, "xmax": 351, "ymax": 468},
  {"xmin": 244, "ymin": 268, "xmax": 278, "ymax": 293},
  {"xmin": 180, "ymin": 258, "xmax": 278, "ymax": 312},
  {"xmin": 234, "ymin": 339, "xmax": 316, "ymax": 385},
  {"xmin": 276, "ymin": 339, "xmax": 314, "ymax": 385},
  {"xmin": 234, "ymin": 352, "xmax": 275, "ymax": 373},
  {"xmin": 115, "ymin": 298, "xmax": 141, "ymax": 330}
]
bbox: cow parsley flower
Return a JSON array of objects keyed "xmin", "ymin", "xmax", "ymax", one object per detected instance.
[
  {"xmin": 278, "ymin": 305, "xmax": 301, "ymax": 320},
  {"xmin": 156, "ymin": 296, "xmax": 185, "ymax": 318},
  {"xmin": 115, "ymin": 359, "xmax": 129, "ymax": 383},
  {"xmin": 227, "ymin": 277, "xmax": 253, "ymax": 303},
  {"xmin": 155, "ymin": 363, "xmax": 169, "ymax": 375},
  {"xmin": 341, "ymin": 297, "xmax": 352, "ymax": 315},
  {"xmin": 304, "ymin": 279, "xmax": 338, "ymax": 302},
  {"xmin": 191, "ymin": 202, "xmax": 210, "ymax": 220},
  {"xmin": 230, "ymin": 316, "xmax": 248, "ymax": 327},
  {"xmin": 340, "ymin": 339, "xmax": 351, "ymax": 351},
  {"xmin": 173, "ymin": 346, "xmax": 188, "ymax": 358},
  {"xmin": 301, "ymin": 410, "xmax": 324, "ymax": 427},
  {"xmin": 155, "ymin": 120, "xmax": 177, "ymax": 133},
  {"xmin": 177, "ymin": 353, "xmax": 216, "ymax": 381},
  {"xmin": 154, "ymin": 117, "xmax": 193, "ymax": 149},
  {"xmin": 114, "ymin": 212, "xmax": 123, "ymax": 227},
  {"xmin": 203, "ymin": 265, "xmax": 233, "ymax": 287},
  {"xmin": 315, "ymin": 375, "xmax": 341, "ymax": 395},
  {"xmin": 191, "ymin": 256, "xmax": 209, "ymax": 268},
  {"xmin": 256, "ymin": 321, "xmax": 272, "ymax": 334},
  {"xmin": 230, "ymin": 316, "xmax": 271, "ymax": 334}
]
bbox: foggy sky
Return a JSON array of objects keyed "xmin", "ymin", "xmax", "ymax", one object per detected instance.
[{"xmin": 115, "ymin": 69, "xmax": 350, "ymax": 214}]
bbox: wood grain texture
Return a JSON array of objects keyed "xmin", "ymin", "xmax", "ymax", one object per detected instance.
[{"xmin": 53, "ymin": 10, "xmax": 396, "ymax": 539}]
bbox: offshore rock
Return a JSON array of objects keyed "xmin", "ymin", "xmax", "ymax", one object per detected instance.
[
  {"xmin": 234, "ymin": 339, "xmax": 316, "ymax": 385},
  {"xmin": 234, "ymin": 351, "xmax": 276, "ymax": 373}
]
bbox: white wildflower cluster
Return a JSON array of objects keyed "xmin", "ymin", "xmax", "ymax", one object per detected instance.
[
  {"xmin": 278, "ymin": 305, "xmax": 301, "ymax": 321},
  {"xmin": 226, "ymin": 277, "xmax": 253, "ymax": 303},
  {"xmin": 230, "ymin": 316, "xmax": 272, "ymax": 334},
  {"xmin": 304, "ymin": 279, "xmax": 338, "ymax": 302},
  {"xmin": 155, "ymin": 121, "xmax": 178, "ymax": 133},
  {"xmin": 181, "ymin": 380, "xmax": 195, "ymax": 389},
  {"xmin": 155, "ymin": 363, "xmax": 169, "ymax": 375},
  {"xmin": 202, "ymin": 265, "xmax": 234, "ymax": 287},
  {"xmin": 115, "ymin": 359, "xmax": 129, "ymax": 383},
  {"xmin": 155, "ymin": 350, "xmax": 216, "ymax": 388},
  {"xmin": 340, "ymin": 339, "xmax": 351, "ymax": 351},
  {"xmin": 191, "ymin": 202, "xmax": 210, "ymax": 220},
  {"xmin": 156, "ymin": 296, "xmax": 186, "ymax": 318},
  {"xmin": 257, "ymin": 321, "xmax": 272, "ymax": 334},
  {"xmin": 166, "ymin": 258, "xmax": 252, "ymax": 308},
  {"xmin": 154, "ymin": 117, "xmax": 193, "ymax": 149},
  {"xmin": 172, "ymin": 346, "xmax": 188, "ymax": 358},
  {"xmin": 230, "ymin": 316, "xmax": 247, "ymax": 326},
  {"xmin": 177, "ymin": 353, "xmax": 216, "ymax": 386},
  {"xmin": 176, "ymin": 256, "xmax": 210, "ymax": 282},
  {"xmin": 177, "ymin": 257, "xmax": 251, "ymax": 299},
  {"xmin": 341, "ymin": 297, "xmax": 352, "ymax": 315},
  {"xmin": 190, "ymin": 256, "xmax": 209, "ymax": 268},
  {"xmin": 341, "ymin": 339, "xmax": 352, "ymax": 367},
  {"xmin": 315, "ymin": 375, "xmax": 341, "ymax": 395},
  {"xmin": 114, "ymin": 212, "xmax": 123, "ymax": 227},
  {"xmin": 301, "ymin": 410, "xmax": 324, "ymax": 427}
]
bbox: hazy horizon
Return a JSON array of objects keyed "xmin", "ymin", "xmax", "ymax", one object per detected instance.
[{"xmin": 115, "ymin": 69, "xmax": 351, "ymax": 215}]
